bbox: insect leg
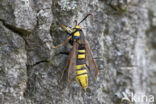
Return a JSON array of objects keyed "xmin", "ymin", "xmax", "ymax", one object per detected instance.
[
  {"xmin": 52, "ymin": 36, "xmax": 71, "ymax": 49},
  {"xmin": 57, "ymin": 22, "xmax": 71, "ymax": 34}
]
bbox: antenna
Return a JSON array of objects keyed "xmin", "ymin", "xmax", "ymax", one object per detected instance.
[{"xmin": 78, "ymin": 13, "xmax": 93, "ymax": 25}]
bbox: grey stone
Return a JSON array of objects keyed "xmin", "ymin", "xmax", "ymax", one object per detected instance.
[{"xmin": 0, "ymin": 0, "xmax": 156, "ymax": 104}]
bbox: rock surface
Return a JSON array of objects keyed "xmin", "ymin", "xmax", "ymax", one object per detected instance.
[{"xmin": 0, "ymin": 0, "xmax": 156, "ymax": 104}]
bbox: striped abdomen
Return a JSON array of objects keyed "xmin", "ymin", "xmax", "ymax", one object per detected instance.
[{"xmin": 75, "ymin": 47, "xmax": 88, "ymax": 91}]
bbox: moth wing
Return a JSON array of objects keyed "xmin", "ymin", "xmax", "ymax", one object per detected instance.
[
  {"xmin": 85, "ymin": 40, "xmax": 98, "ymax": 79},
  {"xmin": 67, "ymin": 42, "xmax": 79, "ymax": 82}
]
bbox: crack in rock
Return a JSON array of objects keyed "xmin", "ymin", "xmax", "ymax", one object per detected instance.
[{"xmin": 0, "ymin": 19, "xmax": 32, "ymax": 35}]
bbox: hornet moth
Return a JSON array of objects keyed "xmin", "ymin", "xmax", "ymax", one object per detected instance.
[{"xmin": 53, "ymin": 14, "xmax": 98, "ymax": 91}]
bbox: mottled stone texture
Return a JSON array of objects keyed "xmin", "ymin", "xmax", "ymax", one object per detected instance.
[{"xmin": 0, "ymin": 0, "xmax": 156, "ymax": 104}]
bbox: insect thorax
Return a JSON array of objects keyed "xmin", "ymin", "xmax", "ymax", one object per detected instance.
[{"xmin": 70, "ymin": 26, "xmax": 85, "ymax": 45}]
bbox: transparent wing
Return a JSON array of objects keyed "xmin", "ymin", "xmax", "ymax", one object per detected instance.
[
  {"xmin": 67, "ymin": 42, "xmax": 79, "ymax": 82},
  {"xmin": 85, "ymin": 40, "xmax": 98, "ymax": 78}
]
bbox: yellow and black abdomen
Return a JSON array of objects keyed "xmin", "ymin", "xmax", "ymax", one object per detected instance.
[
  {"xmin": 75, "ymin": 48, "xmax": 88, "ymax": 91},
  {"xmin": 71, "ymin": 26, "xmax": 88, "ymax": 90}
]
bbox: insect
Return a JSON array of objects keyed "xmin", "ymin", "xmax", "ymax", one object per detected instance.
[{"xmin": 53, "ymin": 14, "xmax": 98, "ymax": 91}]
